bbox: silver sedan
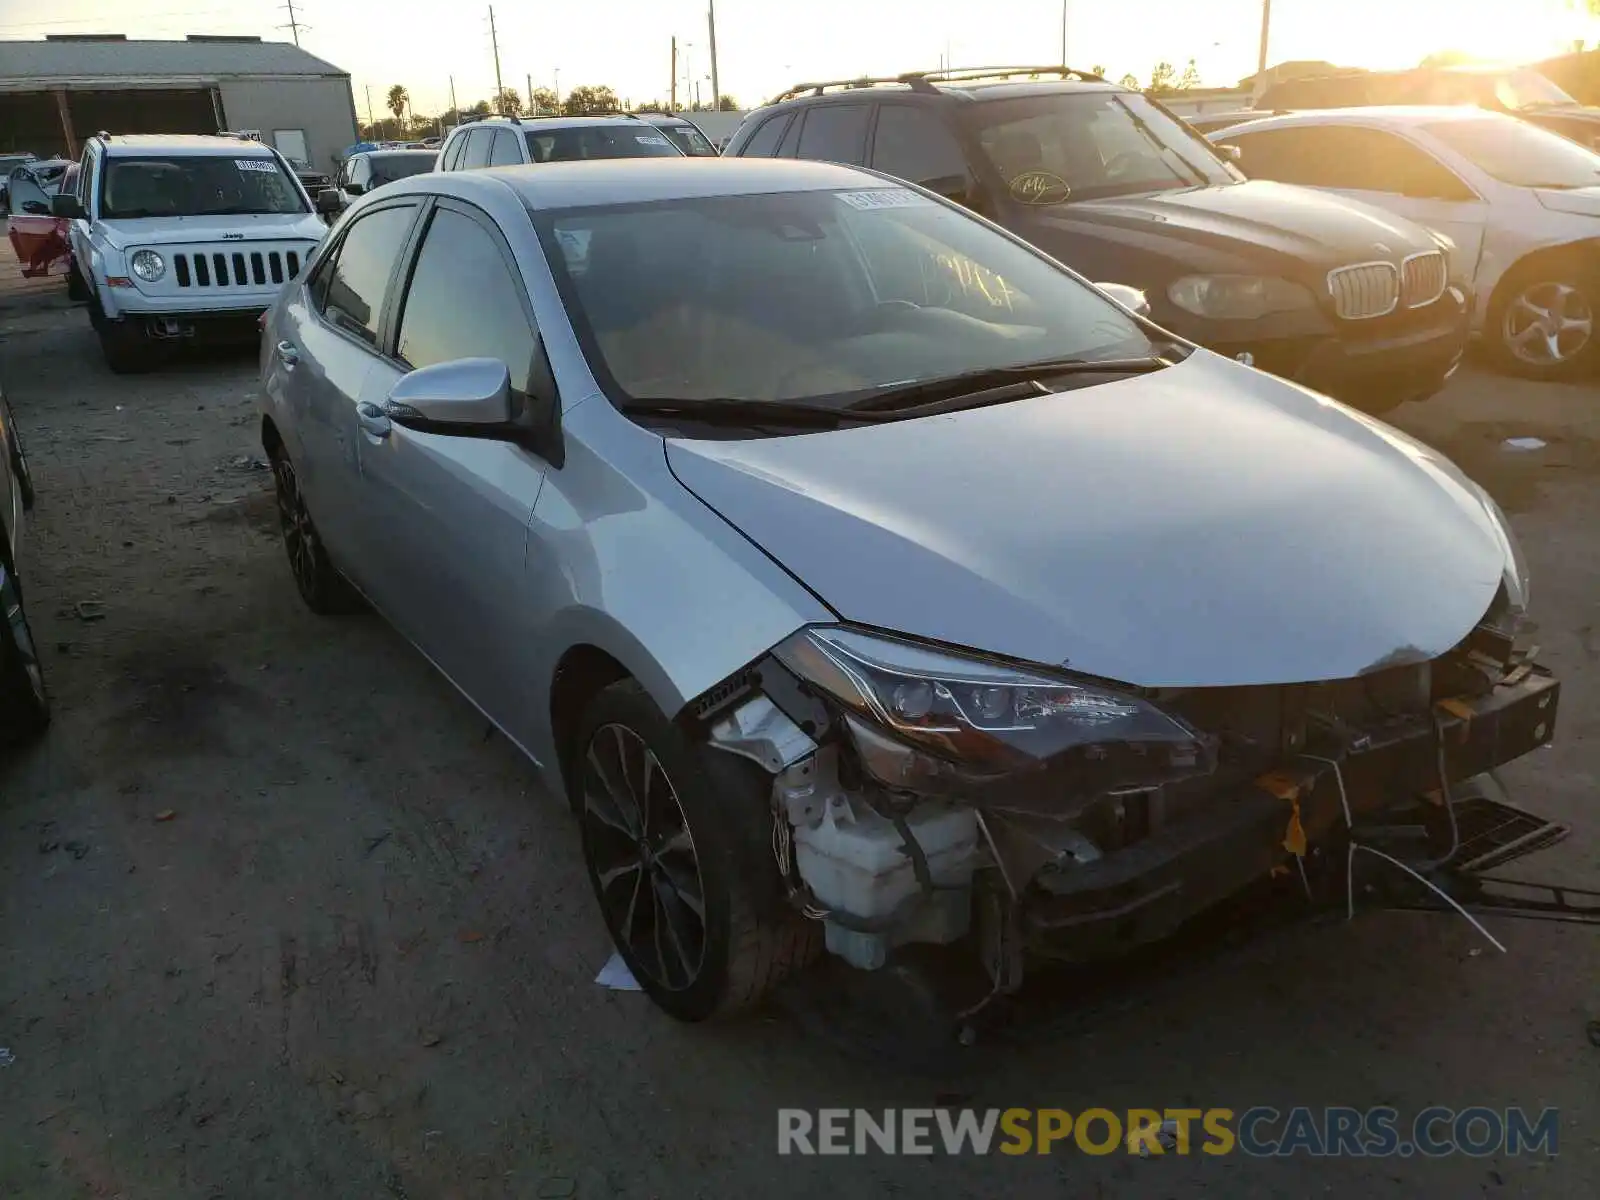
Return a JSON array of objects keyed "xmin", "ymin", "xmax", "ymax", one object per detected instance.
[{"xmin": 258, "ymin": 158, "xmax": 1552, "ymax": 1024}]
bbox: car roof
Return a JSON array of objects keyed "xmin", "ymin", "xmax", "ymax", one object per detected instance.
[
  {"xmin": 455, "ymin": 115, "xmax": 649, "ymax": 132},
  {"xmin": 761, "ymin": 76, "xmax": 1125, "ymax": 113},
  {"xmin": 384, "ymin": 156, "xmax": 890, "ymax": 210},
  {"xmin": 99, "ymin": 133, "xmax": 277, "ymax": 156},
  {"xmin": 359, "ymin": 148, "xmax": 437, "ymax": 158},
  {"xmin": 1219, "ymin": 104, "xmax": 1509, "ymax": 134}
]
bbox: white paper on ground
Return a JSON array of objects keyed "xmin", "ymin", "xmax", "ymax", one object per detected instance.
[
  {"xmin": 1502, "ymin": 437, "xmax": 1547, "ymax": 451},
  {"xmin": 595, "ymin": 951, "xmax": 642, "ymax": 991}
]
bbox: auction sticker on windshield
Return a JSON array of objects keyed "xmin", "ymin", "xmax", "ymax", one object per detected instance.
[
  {"xmin": 635, "ymin": 135, "xmax": 671, "ymax": 146},
  {"xmin": 836, "ymin": 189, "xmax": 931, "ymax": 211},
  {"xmin": 556, "ymin": 227, "xmax": 592, "ymax": 275},
  {"xmin": 236, "ymin": 159, "xmax": 278, "ymax": 173}
]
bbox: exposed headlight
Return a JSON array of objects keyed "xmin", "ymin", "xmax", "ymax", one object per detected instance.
[
  {"xmin": 1168, "ymin": 274, "xmax": 1315, "ymax": 320},
  {"xmin": 773, "ymin": 626, "xmax": 1213, "ymax": 799},
  {"xmin": 130, "ymin": 250, "xmax": 166, "ymax": 283}
]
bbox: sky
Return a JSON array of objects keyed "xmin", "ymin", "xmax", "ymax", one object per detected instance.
[{"xmin": 2, "ymin": 0, "xmax": 1595, "ymax": 116}]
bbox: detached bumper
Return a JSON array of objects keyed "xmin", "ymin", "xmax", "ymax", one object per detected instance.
[{"xmin": 1021, "ymin": 666, "xmax": 1559, "ymax": 958}]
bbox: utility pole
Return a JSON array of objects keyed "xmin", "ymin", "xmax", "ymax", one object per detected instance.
[
  {"xmin": 488, "ymin": 6, "xmax": 505, "ymax": 114},
  {"xmin": 1257, "ymin": 0, "xmax": 1272, "ymax": 76},
  {"xmin": 281, "ymin": 1, "xmax": 304, "ymax": 47},
  {"xmin": 670, "ymin": 38, "xmax": 678, "ymax": 110},
  {"xmin": 449, "ymin": 74, "xmax": 458, "ymax": 119},
  {"xmin": 364, "ymin": 84, "xmax": 375, "ymax": 137},
  {"xmin": 526, "ymin": 73, "xmax": 533, "ymax": 114},
  {"xmin": 1060, "ymin": 1, "xmax": 1068, "ymax": 67},
  {"xmin": 707, "ymin": 1, "xmax": 720, "ymax": 112}
]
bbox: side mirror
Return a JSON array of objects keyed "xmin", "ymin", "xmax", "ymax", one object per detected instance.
[
  {"xmin": 1095, "ymin": 282, "xmax": 1152, "ymax": 318},
  {"xmin": 1217, "ymin": 143, "xmax": 1243, "ymax": 164},
  {"xmin": 315, "ymin": 188, "xmax": 342, "ymax": 215},
  {"xmin": 387, "ymin": 358, "xmax": 512, "ymax": 428},
  {"xmin": 344, "ymin": 180, "xmax": 366, "ymax": 196},
  {"xmin": 50, "ymin": 193, "xmax": 84, "ymax": 219}
]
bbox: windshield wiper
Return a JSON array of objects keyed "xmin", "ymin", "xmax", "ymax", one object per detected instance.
[
  {"xmin": 619, "ymin": 397, "xmax": 886, "ymax": 429},
  {"xmin": 848, "ymin": 357, "xmax": 1171, "ymax": 414}
]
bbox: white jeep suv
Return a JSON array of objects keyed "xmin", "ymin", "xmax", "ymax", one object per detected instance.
[{"xmin": 55, "ymin": 134, "xmax": 331, "ymax": 373}]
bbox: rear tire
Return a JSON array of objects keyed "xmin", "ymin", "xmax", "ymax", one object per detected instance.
[
  {"xmin": 574, "ymin": 679, "xmax": 820, "ymax": 1021},
  {"xmin": 0, "ymin": 551, "xmax": 50, "ymax": 746},
  {"xmin": 268, "ymin": 448, "xmax": 364, "ymax": 615}
]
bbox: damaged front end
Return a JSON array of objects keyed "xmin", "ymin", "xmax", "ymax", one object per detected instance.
[{"xmin": 694, "ymin": 597, "xmax": 1561, "ymax": 1004}]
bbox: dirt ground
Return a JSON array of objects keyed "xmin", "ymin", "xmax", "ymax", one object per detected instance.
[{"xmin": 1, "ymin": 275, "xmax": 1596, "ymax": 1199}]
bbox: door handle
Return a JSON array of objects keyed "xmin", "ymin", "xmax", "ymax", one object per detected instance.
[
  {"xmin": 275, "ymin": 340, "xmax": 300, "ymax": 367},
  {"xmin": 357, "ymin": 401, "xmax": 391, "ymax": 439}
]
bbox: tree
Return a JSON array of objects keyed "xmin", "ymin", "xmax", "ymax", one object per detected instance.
[
  {"xmin": 563, "ymin": 85, "xmax": 619, "ymax": 115},
  {"xmin": 529, "ymin": 87, "xmax": 560, "ymax": 115},
  {"xmin": 386, "ymin": 85, "xmax": 409, "ymax": 121},
  {"xmin": 467, "ymin": 99, "xmax": 492, "ymax": 117},
  {"xmin": 1177, "ymin": 58, "xmax": 1202, "ymax": 90},
  {"xmin": 632, "ymin": 99, "xmax": 672, "ymax": 113},
  {"xmin": 717, "ymin": 94, "xmax": 739, "ymax": 111},
  {"xmin": 497, "ymin": 86, "xmax": 522, "ymax": 115},
  {"xmin": 1090, "ymin": 64, "xmax": 1108, "ymax": 78},
  {"xmin": 1147, "ymin": 61, "xmax": 1177, "ymax": 94},
  {"xmin": 1118, "ymin": 72, "xmax": 1141, "ymax": 89}
]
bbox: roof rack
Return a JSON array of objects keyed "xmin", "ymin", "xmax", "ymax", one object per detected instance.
[{"xmin": 767, "ymin": 64, "xmax": 1104, "ymax": 105}]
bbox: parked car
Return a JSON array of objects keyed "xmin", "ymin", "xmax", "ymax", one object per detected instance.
[
  {"xmin": 53, "ymin": 134, "xmax": 328, "ymax": 373},
  {"xmin": 0, "ymin": 151, "xmax": 39, "ymax": 212},
  {"xmin": 435, "ymin": 113, "xmax": 686, "ymax": 170},
  {"xmin": 1258, "ymin": 65, "xmax": 1600, "ymax": 150},
  {"xmin": 1214, "ymin": 106, "xmax": 1600, "ymax": 379},
  {"xmin": 326, "ymin": 148, "xmax": 439, "ymax": 214},
  {"xmin": 6, "ymin": 160, "xmax": 75, "ymax": 279},
  {"xmin": 639, "ymin": 112, "xmax": 720, "ymax": 156},
  {"xmin": 1, "ymin": 381, "xmax": 47, "ymax": 746},
  {"xmin": 1185, "ymin": 109, "xmax": 1275, "ymax": 136},
  {"xmin": 725, "ymin": 66, "xmax": 1468, "ymax": 413},
  {"xmin": 258, "ymin": 157, "xmax": 1557, "ymax": 1023}
]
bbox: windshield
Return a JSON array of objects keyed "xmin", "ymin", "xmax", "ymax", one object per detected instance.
[
  {"xmin": 370, "ymin": 154, "xmax": 438, "ymax": 185},
  {"xmin": 1427, "ymin": 116, "xmax": 1600, "ymax": 189},
  {"xmin": 523, "ymin": 126, "xmax": 685, "ymax": 163},
  {"xmin": 1493, "ymin": 69, "xmax": 1579, "ymax": 111},
  {"xmin": 99, "ymin": 155, "xmax": 307, "ymax": 218},
  {"xmin": 655, "ymin": 122, "xmax": 719, "ymax": 157},
  {"xmin": 967, "ymin": 92, "xmax": 1238, "ymax": 204},
  {"xmin": 536, "ymin": 186, "xmax": 1157, "ymax": 413}
]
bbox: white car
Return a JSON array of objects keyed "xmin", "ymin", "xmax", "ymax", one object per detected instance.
[
  {"xmin": 1212, "ymin": 106, "xmax": 1600, "ymax": 379},
  {"xmin": 53, "ymin": 134, "xmax": 330, "ymax": 374}
]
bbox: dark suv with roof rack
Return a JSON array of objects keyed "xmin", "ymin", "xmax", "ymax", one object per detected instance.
[{"xmin": 727, "ymin": 66, "xmax": 1470, "ymax": 413}]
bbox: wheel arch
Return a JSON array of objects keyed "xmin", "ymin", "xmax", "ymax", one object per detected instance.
[
  {"xmin": 548, "ymin": 642, "xmax": 634, "ymax": 807},
  {"xmin": 1487, "ymin": 238, "xmax": 1600, "ymax": 321}
]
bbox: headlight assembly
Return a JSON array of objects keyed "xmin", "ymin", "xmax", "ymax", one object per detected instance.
[
  {"xmin": 772, "ymin": 626, "xmax": 1214, "ymax": 801},
  {"xmin": 130, "ymin": 250, "xmax": 166, "ymax": 283},
  {"xmin": 1168, "ymin": 274, "xmax": 1315, "ymax": 321}
]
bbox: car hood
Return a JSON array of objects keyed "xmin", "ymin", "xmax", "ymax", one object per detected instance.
[
  {"xmin": 1032, "ymin": 180, "xmax": 1439, "ymax": 268},
  {"xmin": 665, "ymin": 353, "xmax": 1508, "ymax": 689},
  {"xmin": 1534, "ymin": 186, "xmax": 1600, "ymax": 219},
  {"xmin": 100, "ymin": 213, "xmax": 326, "ymax": 249}
]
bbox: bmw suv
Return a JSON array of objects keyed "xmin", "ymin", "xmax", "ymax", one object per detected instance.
[{"xmin": 727, "ymin": 66, "xmax": 1470, "ymax": 413}]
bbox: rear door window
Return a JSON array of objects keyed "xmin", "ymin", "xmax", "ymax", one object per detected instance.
[
  {"xmin": 870, "ymin": 104, "xmax": 972, "ymax": 194},
  {"xmin": 319, "ymin": 204, "xmax": 418, "ymax": 346},
  {"xmin": 441, "ymin": 134, "xmax": 468, "ymax": 171},
  {"xmin": 795, "ymin": 104, "xmax": 870, "ymax": 164},
  {"xmin": 489, "ymin": 129, "xmax": 523, "ymax": 166},
  {"xmin": 740, "ymin": 113, "xmax": 790, "ymax": 157}
]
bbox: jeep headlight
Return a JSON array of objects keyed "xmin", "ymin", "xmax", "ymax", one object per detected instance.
[
  {"xmin": 130, "ymin": 250, "xmax": 166, "ymax": 283},
  {"xmin": 773, "ymin": 626, "xmax": 1214, "ymax": 799},
  {"xmin": 1168, "ymin": 274, "xmax": 1314, "ymax": 320}
]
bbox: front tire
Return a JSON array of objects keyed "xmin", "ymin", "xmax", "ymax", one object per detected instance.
[
  {"xmin": 268, "ymin": 448, "xmax": 363, "ymax": 615},
  {"xmin": 97, "ymin": 322, "xmax": 157, "ymax": 375},
  {"xmin": 574, "ymin": 679, "xmax": 819, "ymax": 1021},
  {"xmin": 0, "ymin": 552, "xmax": 50, "ymax": 746},
  {"xmin": 1489, "ymin": 267, "xmax": 1597, "ymax": 381},
  {"xmin": 66, "ymin": 260, "xmax": 89, "ymax": 303}
]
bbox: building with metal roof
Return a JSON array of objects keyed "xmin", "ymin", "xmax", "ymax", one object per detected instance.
[{"xmin": 0, "ymin": 35, "xmax": 358, "ymax": 177}]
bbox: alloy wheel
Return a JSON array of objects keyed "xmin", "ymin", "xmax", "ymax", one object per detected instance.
[
  {"xmin": 1503, "ymin": 281, "xmax": 1594, "ymax": 368},
  {"xmin": 272, "ymin": 455, "xmax": 320, "ymax": 599},
  {"xmin": 1, "ymin": 565, "xmax": 44, "ymax": 705},
  {"xmin": 580, "ymin": 723, "xmax": 708, "ymax": 992}
]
